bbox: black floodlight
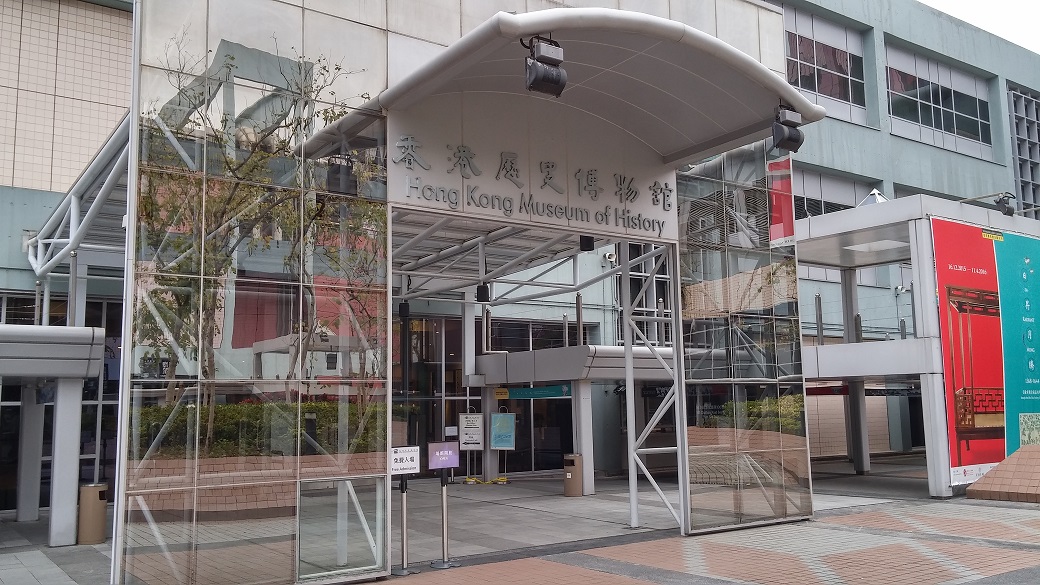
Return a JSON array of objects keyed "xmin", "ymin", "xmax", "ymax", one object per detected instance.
[
  {"xmin": 476, "ymin": 283, "xmax": 491, "ymax": 303},
  {"xmin": 772, "ymin": 108, "xmax": 805, "ymax": 153},
  {"xmin": 995, "ymin": 193, "xmax": 1017, "ymax": 216},
  {"xmin": 579, "ymin": 235, "xmax": 595, "ymax": 251},
  {"xmin": 524, "ymin": 36, "xmax": 567, "ymax": 97}
]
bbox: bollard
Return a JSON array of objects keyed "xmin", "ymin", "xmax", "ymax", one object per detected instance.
[
  {"xmin": 390, "ymin": 477, "xmax": 417, "ymax": 576},
  {"xmin": 430, "ymin": 469, "xmax": 460, "ymax": 569}
]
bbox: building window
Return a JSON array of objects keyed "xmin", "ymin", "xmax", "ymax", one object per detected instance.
[
  {"xmin": 888, "ymin": 68, "xmax": 991, "ymax": 145},
  {"xmin": 1008, "ymin": 84, "xmax": 1040, "ymax": 219},
  {"xmin": 783, "ymin": 6, "xmax": 867, "ymax": 124},
  {"xmin": 786, "ymin": 32, "xmax": 865, "ymax": 107},
  {"xmin": 885, "ymin": 45, "xmax": 993, "ymax": 159}
]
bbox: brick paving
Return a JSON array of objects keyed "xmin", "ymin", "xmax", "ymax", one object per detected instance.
[{"xmin": 8, "ymin": 497, "xmax": 1040, "ymax": 584}]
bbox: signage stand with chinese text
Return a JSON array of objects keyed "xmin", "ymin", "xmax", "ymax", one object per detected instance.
[
  {"xmin": 428, "ymin": 441, "xmax": 461, "ymax": 569},
  {"xmin": 390, "ymin": 446, "xmax": 421, "ymax": 576}
]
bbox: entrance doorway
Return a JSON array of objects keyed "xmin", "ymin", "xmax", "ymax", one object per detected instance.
[{"xmin": 497, "ymin": 397, "xmax": 574, "ymax": 473}]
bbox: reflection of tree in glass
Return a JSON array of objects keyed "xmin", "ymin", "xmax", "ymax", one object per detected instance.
[{"xmin": 136, "ymin": 36, "xmax": 386, "ymax": 453}]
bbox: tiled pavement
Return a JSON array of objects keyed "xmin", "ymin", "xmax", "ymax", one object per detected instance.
[
  {"xmin": 397, "ymin": 499, "xmax": 1040, "ymax": 585},
  {"xmin": 7, "ymin": 471, "xmax": 1040, "ymax": 584}
]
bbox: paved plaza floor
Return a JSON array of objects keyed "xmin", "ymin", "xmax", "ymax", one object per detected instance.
[{"xmin": 4, "ymin": 454, "xmax": 1040, "ymax": 584}]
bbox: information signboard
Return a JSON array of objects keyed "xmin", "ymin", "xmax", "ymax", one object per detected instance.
[
  {"xmin": 390, "ymin": 446, "xmax": 421, "ymax": 475},
  {"xmin": 459, "ymin": 414, "xmax": 484, "ymax": 451},
  {"xmin": 428, "ymin": 441, "xmax": 460, "ymax": 470},
  {"xmin": 490, "ymin": 413, "xmax": 516, "ymax": 450}
]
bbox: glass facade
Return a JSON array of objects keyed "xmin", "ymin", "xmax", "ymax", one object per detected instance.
[
  {"xmin": 119, "ymin": 1, "xmax": 390, "ymax": 583},
  {"xmin": 677, "ymin": 142, "xmax": 810, "ymax": 531},
  {"xmin": 888, "ymin": 67, "xmax": 992, "ymax": 145}
]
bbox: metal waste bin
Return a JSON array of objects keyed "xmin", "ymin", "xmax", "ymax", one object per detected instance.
[
  {"xmin": 563, "ymin": 454, "xmax": 583, "ymax": 496},
  {"xmin": 78, "ymin": 483, "xmax": 107, "ymax": 545}
]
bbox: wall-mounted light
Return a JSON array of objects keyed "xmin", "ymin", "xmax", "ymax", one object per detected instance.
[
  {"xmin": 995, "ymin": 193, "xmax": 1017, "ymax": 216},
  {"xmin": 772, "ymin": 108, "xmax": 804, "ymax": 153},
  {"xmin": 524, "ymin": 36, "xmax": 567, "ymax": 97}
]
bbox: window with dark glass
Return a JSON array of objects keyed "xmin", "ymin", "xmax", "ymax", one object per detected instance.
[
  {"xmin": 785, "ymin": 32, "xmax": 866, "ymax": 107},
  {"xmin": 886, "ymin": 67, "xmax": 991, "ymax": 145}
]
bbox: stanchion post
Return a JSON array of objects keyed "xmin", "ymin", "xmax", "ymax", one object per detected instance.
[
  {"xmin": 391, "ymin": 476, "xmax": 417, "ymax": 576},
  {"xmin": 430, "ymin": 469, "xmax": 459, "ymax": 569}
]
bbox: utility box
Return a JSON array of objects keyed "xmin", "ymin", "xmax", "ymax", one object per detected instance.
[
  {"xmin": 563, "ymin": 454, "xmax": 583, "ymax": 497},
  {"xmin": 78, "ymin": 483, "xmax": 107, "ymax": 545}
]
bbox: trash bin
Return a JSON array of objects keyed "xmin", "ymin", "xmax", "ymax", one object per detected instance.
[
  {"xmin": 563, "ymin": 454, "xmax": 583, "ymax": 496},
  {"xmin": 78, "ymin": 483, "xmax": 107, "ymax": 545}
]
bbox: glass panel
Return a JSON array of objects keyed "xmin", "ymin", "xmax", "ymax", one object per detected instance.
[
  {"xmin": 849, "ymin": 54, "xmax": 864, "ymax": 81},
  {"xmin": 774, "ymin": 319, "xmax": 801, "ymax": 376},
  {"xmin": 122, "ymin": 490, "xmax": 195, "ymax": 584},
  {"xmin": 195, "ymin": 381, "xmax": 298, "ymax": 486},
  {"xmin": 688, "ymin": 384, "xmax": 738, "ymax": 530},
  {"xmin": 979, "ymin": 99, "xmax": 990, "ymax": 122},
  {"xmin": 499, "ymin": 399, "xmax": 533, "ymax": 473},
  {"xmin": 731, "ymin": 317, "xmax": 776, "ymax": 379},
  {"xmin": 796, "ymin": 35, "xmax": 814, "ymax": 63},
  {"xmin": 300, "ymin": 382, "xmax": 387, "ymax": 480},
  {"xmin": 981, "ymin": 122, "xmax": 992, "ymax": 144},
  {"xmin": 301, "ymin": 11, "xmax": 388, "ymax": 110},
  {"xmin": 100, "ymin": 404, "xmax": 118, "ymax": 498},
  {"xmin": 136, "ymin": 170, "xmax": 204, "ymax": 274},
  {"xmin": 798, "ymin": 63, "xmax": 816, "ymax": 93},
  {"xmin": 942, "ymin": 108, "xmax": 956, "ymax": 134},
  {"xmin": 303, "ymin": 116, "xmax": 387, "ymax": 199},
  {"xmin": 202, "ymin": 82, "xmax": 304, "ymax": 188},
  {"xmin": 204, "ymin": 277, "xmax": 301, "ymax": 380},
  {"xmin": 139, "ymin": 0, "xmax": 208, "ymax": 74},
  {"xmin": 304, "ymin": 286, "xmax": 388, "ymax": 381},
  {"xmin": 785, "ymin": 32, "xmax": 797, "ymax": 59},
  {"xmin": 443, "ymin": 319, "xmax": 464, "ymax": 397},
  {"xmin": 955, "ymin": 113, "xmax": 982, "ymax": 142},
  {"xmin": 208, "ymin": 0, "xmax": 304, "ymax": 77},
  {"xmin": 533, "ymin": 398, "xmax": 573, "ymax": 471},
  {"xmin": 816, "ymin": 70, "xmax": 850, "ymax": 101},
  {"xmin": 125, "ymin": 387, "xmax": 199, "ymax": 492},
  {"xmin": 851, "ymin": 80, "xmax": 865, "ymax": 107},
  {"xmin": 202, "ymin": 181, "xmax": 302, "ymax": 280},
  {"xmin": 303, "ymin": 195, "xmax": 388, "ymax": 288},
  {"xmin": 814, "ymin": 41, "xmax": 848, "ymax": 75},
  {"xmin": 953, "ymin": 90, "xmax": 979, "ymax": 117},
  {"xmin": 138, "ymin": 65, "xmax": 209, "ymax": 174},
  {"xmin": 298, "ymin": 476, "xmax": 386, "ymax": 577},
  {"xmin": 786, "ymin": 59, "xmax": 799, "ymax": 87},
  {"xmin": 490, "ymin": 321, "xmax": 529, "ymax": 352},
  {"xmin": 195, "ymin": 483, "xmax": 296, "ymax": 585},
  {"xmin": 3, "ymin": 297, "xmax": 35, "ymax": 324},
  {"xmin": 130, "ymin": 276, "xmax": 201, "ymax": 380},
  {"xmin": 0, "ymin": 405, "xmax": 19, "ymax": 510},
  {"xmin": 887, "ymin": 68, "xmax": 917, "ymax": 96},
  {"xmin": 81, "ymin": 404, "xmax": 99, "ymax": 456},
  {"xmin": 920, "ymin": 102, "xmax": 933, "ymax": 127},
  {"xmin": 890, "ymin": 92, "xmax": 920, "ymax": 123}
]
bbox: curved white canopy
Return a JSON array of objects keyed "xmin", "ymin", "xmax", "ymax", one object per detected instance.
[{"xmin": 302, "ymin": 8, "xmax": 825, "ymax": 164}]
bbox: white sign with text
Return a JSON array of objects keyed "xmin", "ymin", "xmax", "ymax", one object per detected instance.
[
  {"xmin": 387, "ymin": 92, "xmax": 678, "ymax": 242},
  {"xmin": 390, "ymin": 446, "xmax": 421, "ymax": 475},
  {"xmin": 459, "ymin": 413, "xmax": 484, "ymax": 451}
]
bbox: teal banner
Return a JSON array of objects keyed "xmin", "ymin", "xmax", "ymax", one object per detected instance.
[
  {"xmin": 506, "ymin": 384, "xmax": 572, "ymax": 399},
  {"xmin": 995, "ymin": 232, "xmax": 1040, "ymax": 455}
]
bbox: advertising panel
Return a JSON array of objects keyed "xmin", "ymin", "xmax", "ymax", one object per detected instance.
[
  {"xmin": 932, "ymin": 218, "xmax": 1040, "ymax": 484},
  {"xmin": 490, "ymin": 413, "xmax": 517, "ymax": 450}
]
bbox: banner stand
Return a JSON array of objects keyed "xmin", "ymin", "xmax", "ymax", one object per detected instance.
[{"xmin": 390, "ymin": 477, "xmax": 417, "ymax": 576}]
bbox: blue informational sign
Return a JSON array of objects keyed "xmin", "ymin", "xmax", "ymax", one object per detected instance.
[
  {"xmin": 427, "ymin": 441, "xmax": 460, "ymax": 470},
  {"xmin": 490, "ymin": 413, "xmax": 516, "ymax": 450}
]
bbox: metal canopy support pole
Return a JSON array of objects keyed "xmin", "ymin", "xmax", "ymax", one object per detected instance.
[
  {"xmin": 669, "ymin": 243, "xmax": 692, "ymax": 534},
  {"xmin": 574, "ymin": 379, "xmax": 595, "ymax": 495},
  {"xmin": 909, "ymin": 218, "xmax": 954, "ymax": 497},
  {"xmin": 840, "ymin": 268, "xmax": 870, "ymax": 475},
  {"xmin": 16, "ymin": 385, "xmax": 44, "ymax": 522},
  {"xmin": 50, "ymin": 377, "xmax": 83, "ymax": 546},
  {"xmin": 621, "ymin": 241, "xmax": 639, "ymax": 528}
]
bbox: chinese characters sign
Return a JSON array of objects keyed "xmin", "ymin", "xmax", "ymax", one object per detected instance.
[
  {"xmin": 387, "ymin": 93, "xmax": 677, "ymax": 241},
  {"xmin": 427, "ymin": 441, "xmax": 460, "ymax": 470},
  {"xmin": 390, "ymin": 446, "xmax": 421, "ymax": 475}
]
